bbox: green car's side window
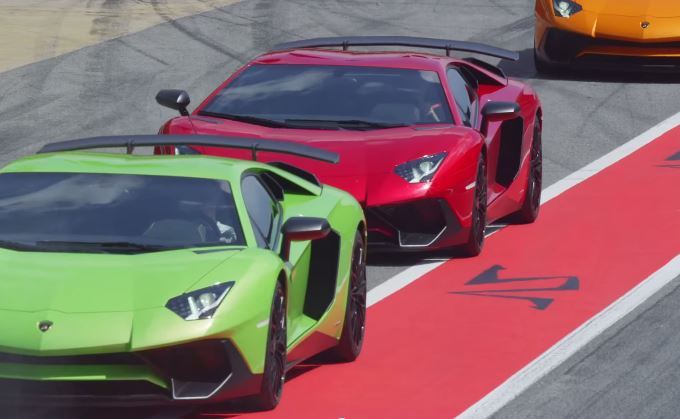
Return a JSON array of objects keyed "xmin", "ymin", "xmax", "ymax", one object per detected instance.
[{"xmin": 241, "ymin": 175, "xmax": 280, "ymax": 249}]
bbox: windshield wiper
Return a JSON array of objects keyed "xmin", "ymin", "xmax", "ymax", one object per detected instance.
[
  {"xmin": 284, "ymin": 119, "xmax": 408, "ymax": 131},
  {"xmin": 0, "ymin": 240, "xmax": 39, "ymax": 251},
  {"xmin": 198, "ymin": 111, "xmax": 292, "ymax": 128},
  {"xmin": 198, "ymin": 112, "xmax": 339, "ymax": 130},
  {"xmin": 35, "ymin": 241, "xmax": 174, "ymax": 254}
]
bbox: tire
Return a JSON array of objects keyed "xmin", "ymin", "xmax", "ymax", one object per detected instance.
[
  {"xmin": 510, "ymin": 115, "xmax": 543, "ymax": 224},
  {"xmin": 328, "ymin": 231, "xmax": 367, "ymax": 362},
  {"xmin": 459, "ymin": 156, "xmax": 487, "ymax": 257},
  {"xmin": 252, "ymin": 281, "xmax": 287, "ymax": 410},
  {"xmin": 534, "ymin": 49, "xmax": 559, "ymax": 75}
]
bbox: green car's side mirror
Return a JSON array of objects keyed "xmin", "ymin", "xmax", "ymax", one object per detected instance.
[{"xmin": 281, "ymin": 217, "xmax": 331, "ymax": 260}]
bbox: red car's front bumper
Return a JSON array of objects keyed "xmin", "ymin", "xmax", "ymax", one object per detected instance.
[{"xmin": 365, "ymin": 197, "xmax": 471, "ymax": 252}]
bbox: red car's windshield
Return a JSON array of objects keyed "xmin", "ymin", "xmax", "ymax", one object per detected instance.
[{"xmin": 200, "ymin": 64, "xmax": 453, "ymax": 130}]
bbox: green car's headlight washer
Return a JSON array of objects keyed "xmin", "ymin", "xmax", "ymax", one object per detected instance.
[{"xmin": 166, "ymin": 282, "xmax": 235, "ymax": 320}]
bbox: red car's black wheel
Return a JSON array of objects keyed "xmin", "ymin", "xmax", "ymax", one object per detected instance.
[
  {"xmin": 511, "ymin": 116, "xmax": 543, "ymax": 224},
  {"xmin": 329, "ymin": 231, "xmax": 366, "ymax": 362},
  {"xmin": 252, "ymin": 281, "xmax": 287, "ymax": 410},
  {"xmin": 459, "ymin": 156, "xmax": 487, "ymax": 257}
]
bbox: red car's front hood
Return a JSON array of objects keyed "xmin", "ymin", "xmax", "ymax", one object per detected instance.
[{"xmin": 167, "ymin": 116, "xmax": 477, "ymax": 204}]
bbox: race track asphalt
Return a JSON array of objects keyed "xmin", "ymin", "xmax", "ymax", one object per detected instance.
[
  {"xmin": 1, "ymin": 0, "xmax": 680, "ymax": 417},
  {"xmin": 1, "ymin": 0, "xmax": 678, "ymax": 287},
  {"xmin": 496, "ymin": 274, "xmax": 680, "ymax": 419}
]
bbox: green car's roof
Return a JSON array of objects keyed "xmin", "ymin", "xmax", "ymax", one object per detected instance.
[{"xmin": 1, "ymin": 152, "xmax": 260, "ymax": 181}]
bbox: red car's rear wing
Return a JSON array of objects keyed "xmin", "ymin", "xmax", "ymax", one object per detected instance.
[{"xmin": 271, "ymin": 36, "xmax": 519, "ymax": 61}]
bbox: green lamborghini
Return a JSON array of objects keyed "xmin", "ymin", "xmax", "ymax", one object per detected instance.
[{"xmin": 0, "ymin": 135, "xmax": 366, "ymax": 410}]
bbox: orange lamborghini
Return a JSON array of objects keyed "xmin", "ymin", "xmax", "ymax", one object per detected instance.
[{"xmin": 535, "ymin": 0, "xmax": 680, "ymax": 72}]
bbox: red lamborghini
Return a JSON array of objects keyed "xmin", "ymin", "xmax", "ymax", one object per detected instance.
[{"xmin": 155, "ymin": 37, "xmax": 543, "ymax": 256}]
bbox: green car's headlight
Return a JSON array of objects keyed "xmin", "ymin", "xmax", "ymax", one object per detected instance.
[
  {"xmin": 166, "ymin": 282, "xmax": 234, "ymax": 321},
  {"xmin": 394, "ymin": 152, "xmax": 447, "ymax": 184},
  {"xmin": 553, "ymin": 0, "xmax": 582, "ymax": 18}
]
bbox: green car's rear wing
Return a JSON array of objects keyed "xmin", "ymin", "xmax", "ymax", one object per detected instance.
[{"xmin": 38, "ymin": 135, "xmax": 340, "ymax": 164}]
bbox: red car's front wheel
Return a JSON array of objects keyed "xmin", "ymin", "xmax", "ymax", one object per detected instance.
[
  {"xmin": 459, "ymin": 156, "xmax": 487, "ymax": 257},
  {"xmin": 512, "ymin": 115, "xmax": 543, "ymax": 224}
]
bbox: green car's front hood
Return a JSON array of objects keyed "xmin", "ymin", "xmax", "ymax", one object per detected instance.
[{"xmin": 0, "ymin": 247, "xmax": 240, "ymax": 313}]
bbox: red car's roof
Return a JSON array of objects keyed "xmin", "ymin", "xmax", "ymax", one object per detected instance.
[{"xmin": 252, "ymin": 49, "xmax": 456, "ymax": 71}]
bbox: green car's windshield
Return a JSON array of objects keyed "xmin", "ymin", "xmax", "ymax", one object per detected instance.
[
  {"xmin": 0, "ymin": 172, "xmax": 245, "ymax": 253},
  {"xmin": 200, "ymin": 64, "xmax": 454, "ymax": 130}
]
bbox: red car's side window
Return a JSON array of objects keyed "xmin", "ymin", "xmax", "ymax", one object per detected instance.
[{"xmin": 446, "ymin": 67, "xmax": 479, "ymax": 128}]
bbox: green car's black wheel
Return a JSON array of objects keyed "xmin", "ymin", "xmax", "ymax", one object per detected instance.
[
  {"xmin": 329, "ymin": 231, "xmax": 366, "ymax": 362},
  {"xmin": 253, "ymin": 281, "xmax": 287, "ymax": 410},
  {"xmin": 511, "ymin": 116, "xmax": 543, "ymax": 224},
  {"xmin": 459, "ymin": 156, "xmax": 487, "ymax": 257}
]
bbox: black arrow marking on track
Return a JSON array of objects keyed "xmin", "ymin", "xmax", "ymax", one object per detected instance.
[
  {"xmin": 659, "ymin": 150, "xmax": 680, "ymax": 168},
  {"xmin": 450, "ymin": 265, "xmax": 579, "ymax": 310}
]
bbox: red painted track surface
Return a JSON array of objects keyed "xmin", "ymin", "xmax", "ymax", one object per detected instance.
[{"xmin": 203, "ymin": 127, "xmax": 680, "ymax": 418}]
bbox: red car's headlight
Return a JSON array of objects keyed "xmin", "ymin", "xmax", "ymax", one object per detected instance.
[{"xmin": 394, "ymin": 152, "xmax": 447, "ymax": 184}]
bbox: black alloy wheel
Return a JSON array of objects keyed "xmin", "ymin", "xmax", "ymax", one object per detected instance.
[
  {"xmin": 534, "ymin": 48, "xmax": 559, "ymax": 75},
  {"xmin": 459, "ymin": 156, "xmax": 487, "ymax": 257},
  {"xmin": 329, "ymin": 231, "xmax": 367, "ymax": 362},
  {"xmin": 252, "ymin": 281, "xmax": 287, "ymax": 410},
  {"xmin": 512, "ymin": 115, "xmax": 543, "ymax": 224}
]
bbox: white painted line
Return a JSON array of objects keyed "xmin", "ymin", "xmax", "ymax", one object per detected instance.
[
  {"xmin": 367, "ymin": 261, "xmax": 445, "ymax": 307},
  {"xmin": 541, "ymin": 111, "xmax": 680, "ymax": 204},
  {"xmin": 366, "ymin": 110, "xmax": 680, "ymax": 308},
  {"xmin": 458, "ymin": 254, "xmax": 680, "ymax": 418}
]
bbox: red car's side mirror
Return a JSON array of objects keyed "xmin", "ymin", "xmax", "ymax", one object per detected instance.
[
  {"xmin": 156, "ymin": 89, "xmax": 191, "ymax": 116},
  {"xmin": 480, "ymin": 101, "xmax": 521, "ymax": 134},
  {"xmin": 482, "ymin": 101, "xmax": 521, "ymax": 122}
]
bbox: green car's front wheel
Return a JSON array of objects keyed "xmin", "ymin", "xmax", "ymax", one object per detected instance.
[
  {"xmin": 252, "ymin": 281, "xmax": 287, "ymax": 410},
  {"xmin": 329, "ymin": 231, "xmax": 367, "ymax": 362}
]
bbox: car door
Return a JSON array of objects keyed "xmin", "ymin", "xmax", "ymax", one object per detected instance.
[
  {"xmin": 445, "ymin": 65, "xmax": 502, "ymax": 199},
  {"xmin": 446, "ymin": 65, "xmax": 516, "ymax": 203},
  {"xmin": 241, "ymin": 173, "xmax": 312, "ymax": 344}
]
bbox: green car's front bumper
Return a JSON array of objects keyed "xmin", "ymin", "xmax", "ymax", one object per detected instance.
[{"xmin": 0, "ymin": 339, "xmax": 261, "ymax": 405}]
